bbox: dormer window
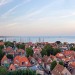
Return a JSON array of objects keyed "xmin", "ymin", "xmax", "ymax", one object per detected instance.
[{"xmin": 22, "ymin": 62, "xmax": 25, "ymax": 65}]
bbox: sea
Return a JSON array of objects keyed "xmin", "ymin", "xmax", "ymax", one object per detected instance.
[{"xmin": 0, "ymin": 36, "xmax": 75, "ymax": 43}]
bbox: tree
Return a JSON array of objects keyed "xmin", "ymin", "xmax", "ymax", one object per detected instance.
[
  {"xmin": 0, "ymin": 66, "xmax": 8, "ymax": 75},
  {"xmin": 59, "ymin": 61, "xmax": 64, "ymax": 66},
  {"xmin": 70, "ymin": 47, "xmax": 75, "ymax": 51},
  {"xmin": 41, "ymin": 44, "xmax": 61, "ymax": 57},
  {"xmin": 50, "ymin": 61, "xmax": 57, "ymax": 71},
  {"xmin": 44, "ymin": 44, "xmax": 53, "ymax": 56},
  {"xmin": 0, "ymin": 45, "xmax": 4, "ymax": 50},
  {"xmin": 55, "ymin": 41, "xmax": 61, "ymax": 44},
  {"xmin": 0, "ymin": 49, "xmax": 5, "ymax": 65},
  {"xmin": 7, "ymin": 69, "xmax": 37, "ymax": 75},
  {"xmin": 70, "ymin": 47, "xmax": 74, "ymax": 50},
  {"xmin": 5, "ymin": 41, "xmax": 14, "ymax": 47},
  {"xmin": 7, "ymin": 54, "xmax": 13, "ymax": 60},
  {"xmin": 53, "ymin": 48, "xmax": 61, "ymax": 55},
  {"xmin": 16, "ymin": 43, "xmax": 25, "ymax": 50},
  {"xmin": 41, "ymin": 49, "xmax": 47, "ymax": 57},
  {"xmin": 0, "ymin": 49, "xmax": 5, "ymax": 60},
  {"xmin": 0, "ymin": 40, "xmax": 3, "ymax": 42},
  {"xmin": 26, "ymin": 47, "xmax": 33, "ymax": 57}
]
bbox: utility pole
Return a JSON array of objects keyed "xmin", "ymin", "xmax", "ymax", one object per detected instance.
[
  {"xmin": 43, "ymin": 37, "xmax": 44, "ymax": 42},
  {"xmin": 5, "ymin": 37, "xmax": 6, "ymax": 42},
  {"xmin": 39, "ymin": 37, "xmax": 41, "ymax": 43}
]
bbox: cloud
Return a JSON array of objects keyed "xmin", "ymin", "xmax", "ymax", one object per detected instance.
[
  {"xmin": 1, "ymin": 0, "xmax": 31, "ymax": 18},
  {"xmin": 14, "ymin": 3, "xmax": 53, "ymax": 21},
  {"xmin": 14, "ymin": 0, "xmax": 65, "ymax": 21},
  {"xmin": 25, "ymin": 0, "xmax": 65, "ymax": 18},
  {"xmin": 25, "ymin": 5, "xmax": 50, "ymax": 18},
  {"xmin": 0, "ymin": 0, "xmax": 12, "ymax": 6}
]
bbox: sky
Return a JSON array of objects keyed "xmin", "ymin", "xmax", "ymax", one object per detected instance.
[{"xmin": 0, "ymin": 0, "xmax": 75, "ymax": 36}]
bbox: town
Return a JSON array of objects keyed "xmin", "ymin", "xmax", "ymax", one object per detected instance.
[
  {"xmin": 0, "ymin": 40, "xmax": 75, "ymax": 75},
  {"xmin": 0, "ymin": 0, "xmax": 75, "ymax": 75}
]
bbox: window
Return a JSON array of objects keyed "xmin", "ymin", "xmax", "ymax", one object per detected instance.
[
  {"xmin": 31, "ymin": 61, "xmax": 34, "ymax": 64},
  {"xmin": 22, "ymin": 62, "xmax": 25, "ymax": 65}
]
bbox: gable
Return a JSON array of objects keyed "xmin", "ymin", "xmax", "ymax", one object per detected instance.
[{"xmin": 51, "ymin": 64, "xmax": 64, "ymax": 75}]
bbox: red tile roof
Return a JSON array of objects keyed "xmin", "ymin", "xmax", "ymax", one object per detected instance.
[
  {"xmin": 63, "ymin": 50, "xmax": 74, "ymax": 56},
  {"xmin": 9, "ymin": 64, "xmax": 16, "ymax": 71},
  {"xmin": 50, "ymin": 55, "xmax": 56, "ymax": 60},
  {"xmin": 62, "ymin": 56, "xmax": 74, "ymax": 62},
  {"xmin": 56, "ymin": 53, "xmax": 64, "ymax": 59},
  {"xmin": 69, "ymin": 62, "xmax": 75, "ymax": 68},
  {"xmin": 14, "ymin": 56, "xmax": 31, "ymax": 67},
  {"xmin": 42, "ymin": 55, "xmax": 52, "ymax": 64}
]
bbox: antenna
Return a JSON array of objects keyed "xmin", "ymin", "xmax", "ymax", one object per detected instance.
[
  {"xmin": 43, "ymin": 37, "xmax": 44, "ymax": 42},
  {"xmin": 39, "ymin": 37, "xmax": 41, "ymax": 43}
]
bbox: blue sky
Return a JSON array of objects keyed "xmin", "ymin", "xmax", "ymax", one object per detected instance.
[{"xmin": 0, "ymin": 0, "xmax": 75, "ymax": 36}]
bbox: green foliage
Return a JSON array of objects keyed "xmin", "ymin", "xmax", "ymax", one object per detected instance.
[
  {"xmin": 44, "ymin": 44, "xmax": 53, "ymax": 56},
  {"xmin": 26, "ymin": 47, "xmax": 33, "ymax": 57},
  {"xmin": 16, "ymin": 43, "xmax": 25, "ymax": 50},
  {"xmin": 0, "ymin": 40, "xmax": 3, "ymax": 42},
  {"xmin": 59, "ymin": 61, "xmax": 64, "ymax": 66},
  {"xmin": 53, "ymin": 48, "xmax": 61, "ymax": 56},
  {"xmin": 7, "ymin": 54, "xmax": 13, "ymax": 60},
  {"xmin": 0, "ymin": 66, "xmax": 8, "ymax": 75},
  {"xmin": 0, "ymin": 48, "xmax": 5, "ymax": 60},
  {"xmin": 55, "ymin": 41, "xmax": 61, "ymax": 44},
  {"xmin": 41, "ymin": 49, "xmax": 47, "ymax": 57},
  {"xmin": 50, "ymin": 61, "xmax": 57, "ymax": 71},
  {"xmin": 41, "ymin": 44, "xmax": 61, "ymax": 57},
  {"xmin": 7, "ymin": 69, "xmax": 37, "ymax": 75},
  {"xmin": 5, "ymin": 41, "xmax": 14, "ymax": 47},
  {"xmin": 70, "ymin": 47, "xmax": 75, "ymax": 51},
  {"xmin": 0, "ymin": 45, "xmax": 4, "ymax": 50}
]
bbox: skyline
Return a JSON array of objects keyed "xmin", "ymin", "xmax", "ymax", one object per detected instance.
[{"xmin": 0, "ymin": 0, "xmax": 75, "ymax": 36}]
